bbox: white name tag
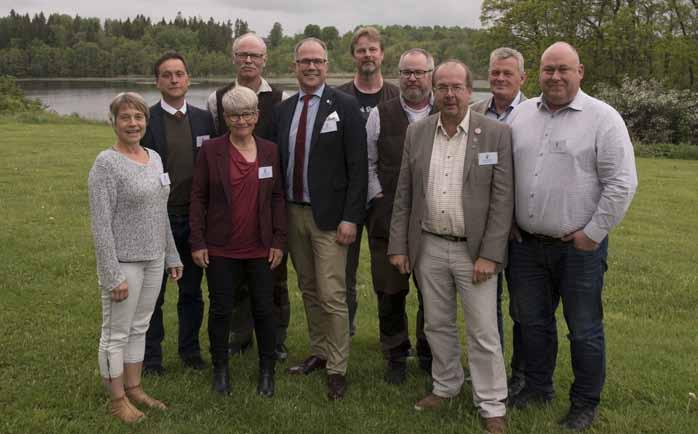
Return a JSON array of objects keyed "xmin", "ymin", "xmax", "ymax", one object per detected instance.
[
  {"xmin": 196, "ymin": 135, "xmax": 210, "ymax": 148},
  {"xmin": 478, "ymin": 152, "xmax": 498, "ymax": 166},
  {"xmin": 258, "ymin": 166, "xmax": 273, "ymax": 179},
  {"xmin": 160, "ymin": 173, "xmax": 171, "ymax": 186},
  {"xmin": 320, "ymin": 119, "xmax": 338, "ymax": 134}
]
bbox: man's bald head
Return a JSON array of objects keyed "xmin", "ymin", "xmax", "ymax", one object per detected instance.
[{"xmin": 539, "ymin": 41, "xmax": 584, "ymax": 111}]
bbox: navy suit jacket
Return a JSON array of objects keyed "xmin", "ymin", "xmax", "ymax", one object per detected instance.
[
  {"xmin": 141, "ymin": 102, "xmax": 216, "ymax": 169},
  {"xmin": 271, "ymin": 86, "xmax": 368, "ymax": 230}
]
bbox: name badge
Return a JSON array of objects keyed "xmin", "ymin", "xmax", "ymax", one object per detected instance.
[
  {"xmin": 320, "ymin": 119, "xmax": 338, "ymax": 134},
  {"xmin": 196, "ymin": 135, "xmax": 210, "ymax": 148},
  {"xmin": 160, "ymin": 173, "xmax": 171, "ymax": 186},
  {"xmin": 478, "ymin": 152, "xmax": 498, "ymax": 165},
  {"xmin": 258, "ymin": 166, "xmax": 273, "ymax": 179}
]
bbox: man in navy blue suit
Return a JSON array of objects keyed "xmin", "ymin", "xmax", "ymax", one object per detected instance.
[
  {"xmin": 142, "ymin": 52, "xmax": 216, "ymax": 375},
  {"xmin": 272, "ymin": 38, "xmax": 367, "ymax": 400}
]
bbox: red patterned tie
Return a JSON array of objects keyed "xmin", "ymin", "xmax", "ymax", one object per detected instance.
[{"xmin": 293, "ymin": 95, "xmax": 311, "ymax": 202}]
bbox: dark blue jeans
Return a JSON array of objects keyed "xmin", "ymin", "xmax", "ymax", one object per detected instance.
[
  {"xmin": 508, "ymin": 233, "xmax": 608, "ymax": 408},
  {"xmin": 497, "ymin": 272, "xmax": 526, "ymax": 379},
  {"xmin": 145, "ymin": 214, "xmax": 204, "ymax": 366}
]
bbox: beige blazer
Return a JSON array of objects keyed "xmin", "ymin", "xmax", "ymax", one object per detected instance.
[{"xmin": 387, "ymin": 111, "xmax": 514, "ymax": 271}]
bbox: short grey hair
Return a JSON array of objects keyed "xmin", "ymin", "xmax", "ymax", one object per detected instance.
[
  {"xmin": 489, "ymin": 47, "xmax": 525, "ymax": 75},
  {"xmin": 109, "ymin": 92, "xmax": 148, "ymax": 125},
  {"xmin": 398, "ymin": 48, "xmax": 435, "ymax": 70},
  {"xmin": 221, "ymin": 86, "xmax": 259, "ymax": 113},
  {"xmin": 293, "ymin": 37, "xmax": 328, "ymax": 61},
  {"xmin": 232, "ymin": 32, "xmax": 267, "ymax": 54}
]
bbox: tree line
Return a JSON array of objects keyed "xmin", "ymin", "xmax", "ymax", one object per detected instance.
[
  {"xmin": 0, "ymin": 10, "xmax": 486, "ymax": 79},
  {"xmin": 2, "ymin": 1, "xmax": 698, "ymax": 92}
]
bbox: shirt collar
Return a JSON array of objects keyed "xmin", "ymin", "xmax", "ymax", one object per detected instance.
[
  {"xmin": 488, "ymin": 91, "xmax": 523, "ymax": 113},
  {"xmin": 160, "ymin": 99, "xmax": 187, "ymax": 115},
  {"xmin": 437, "ymin": 108, "xmax": 470, "ymax": 136},
  {"xmin": 298, "ymin": 83, "xmax": 325, "ymax": 101},
  {"xmin": 537, "ymin": 89, "xmax": 586, "ymax": 113},
  {"xmin": 235, "ymin": 77, "xmax": 272, "ymax": 95}
]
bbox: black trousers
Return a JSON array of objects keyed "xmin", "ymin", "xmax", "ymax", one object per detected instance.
[
  {"xmin": 207, "ymin": 256, "xmax": 276, "ymax": 369},
  {"xmin": 368, "ymin": 236, "xmax": 432, "ymax": 365},
  {"xmin": 145, "ymin": 214, "xmax": 204, "ymax": 367},
  {"xmin": 228, "ymin": 254, "xmax": 290, "ymax": 347}
]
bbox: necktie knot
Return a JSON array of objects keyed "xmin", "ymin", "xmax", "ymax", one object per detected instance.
[{"xmin": 174, "ymin": 110, "xmax": 184, "ymax": 120}]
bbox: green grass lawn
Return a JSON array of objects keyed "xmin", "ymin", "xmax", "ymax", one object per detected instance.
[{"xmin": 1, "ymin": 120, "xmax": 697, "ymax": 434}]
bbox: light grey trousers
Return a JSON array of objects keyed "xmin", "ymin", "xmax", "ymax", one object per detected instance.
[
  {"xmin": 98, "ymin": 255, "xmax": 164, "ymax": 378},
  {"xmin": 415, "ymin": 233, "xmax": 507, "ymax": 418}
]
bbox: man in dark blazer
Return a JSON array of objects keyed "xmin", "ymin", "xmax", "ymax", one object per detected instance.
[
  {"xmin": 271, "ymin": 37, "xmax": 367, "ymax": 400},
  {"xmin": 141, "ymin": 52, "xmax": 215, "ymax": 375},
  {"xmin": 336, "ymin": 26, "xmax": 399, "ymax": 337}
]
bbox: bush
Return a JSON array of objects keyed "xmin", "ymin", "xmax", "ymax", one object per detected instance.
[
  {"xmin": 594, "ymin": 77, "xmax": 698, "ymax": 145},
  {"xmin": 0, "ymin": 75, "xmax": 44, "ymax": 114}
]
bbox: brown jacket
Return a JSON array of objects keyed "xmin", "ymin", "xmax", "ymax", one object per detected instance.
[{"xmin": 387, "ymin": 111, "xmax": 514, "ymax": 271}]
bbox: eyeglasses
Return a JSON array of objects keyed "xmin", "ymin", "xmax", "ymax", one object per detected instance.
[
  {"xmin": 295, "ymin": 58, "xmax": 327, "ymax": 66},
  {"xmin": 224, "ymin": 111, "xmax": 257, "ymax": 122},
  {"xmin": 235, "ymin": 52, "xmax": 265, "ymax": 61},
  {"xmin": 399, "ymin": 69, "xmax": 432, "ymax": 79},
  {"xmin": 434, "ymin": 85, "xmax": 468, "ymax": 94}
]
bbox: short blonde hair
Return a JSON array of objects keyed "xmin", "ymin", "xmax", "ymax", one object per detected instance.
[
  {"xmin": 109, "ymin": 92, "xmax": 149, "ymax": 125},
  {"xmin": 221, "ymin": 86, "xmax": 258, "ymax": 113}
]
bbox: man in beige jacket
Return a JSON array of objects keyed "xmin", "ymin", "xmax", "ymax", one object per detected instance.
[{"xmin": 388, "ymin": 60, "xmax": 513, "ymax": 434}]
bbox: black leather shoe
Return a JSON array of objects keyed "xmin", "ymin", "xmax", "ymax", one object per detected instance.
[
  {"xmin": 182, "ymin": 354, "xmax": 206, "ymax": 370},
  {"xmin": 559, "ymin": 405, "xmax": 598, "ymax": 431},
  {"xmin": 327, "ymin": 373, "xmax": 347, "ymax": 400},
  {"xmin": 212, "ymin": 364, "xmax": 231, "ymax": 396},
  {"xmin": 257, "ymin": 369, "xmax": 275, "ymax": 397},
  {"xmin": 143, "ymin": 364, "xmax": 166, "ymax": 376},
  {"xmin": 286, "ymin": 355, "xmax": 326, "ymax": 375},
  {"xmin": 275, "ymin": 343, "xmax": 288, "ymax": 362},
  {"xmin": 507, "ymin": 386, "xmax": 554, "ymax": 410},
  {"xmin": 383, "ymin": 361, "xmax": 407, "ymax": 385}
]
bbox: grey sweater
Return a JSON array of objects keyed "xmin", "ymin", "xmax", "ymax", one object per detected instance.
[{"xmin": 88, "ymin": 148, "xmax": 182, "ymax": 291}]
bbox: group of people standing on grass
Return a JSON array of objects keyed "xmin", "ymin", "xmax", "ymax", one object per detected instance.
[{"xmin": 87, "ymin": 26, "xmax": 638, "ymax": 433}]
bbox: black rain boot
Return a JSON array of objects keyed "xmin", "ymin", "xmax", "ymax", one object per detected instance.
[{"xmin": 212, "ymin": 362, "xmax": 231, "ymax": 396}]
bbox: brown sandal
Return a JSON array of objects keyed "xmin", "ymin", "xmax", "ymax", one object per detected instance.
[
  {"xmin": 125, "ymin": 384, "xmax": 167, "ymax": 410},
  {"xmin": 110, "ymin": 395, "xmax": 145, "ymax": 423}
]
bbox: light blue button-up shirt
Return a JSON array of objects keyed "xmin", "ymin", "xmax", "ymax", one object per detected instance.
[
  {"xmin": 509, "ymin": 89, "xmax": 638, "ymax": 242},
  {"xmin": 286, "ymin": 84, "xmax": 325, "ymax": 203}
]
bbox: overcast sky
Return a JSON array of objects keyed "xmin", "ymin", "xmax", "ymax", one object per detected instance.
[{"xmin": 2, "ymin": 0, "xmax": 483, "ymax": 35}]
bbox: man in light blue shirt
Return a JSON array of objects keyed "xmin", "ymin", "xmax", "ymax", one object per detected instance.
[{"xmin": 507, "ymin": 42, "xmax": 637, "ymax": 431}]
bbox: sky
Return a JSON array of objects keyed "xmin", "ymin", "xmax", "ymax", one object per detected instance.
[{"xmin": 1, "ymin": 0, "xmax": 483, "ymax": 36}]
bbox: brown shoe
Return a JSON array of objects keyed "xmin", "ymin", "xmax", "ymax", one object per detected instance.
[
  {"xmin": 110, "ymin": 395, "xmax": 145, "ymax": 423},
  {"xmin": 286, "ymin": 355, "xmax": 327, "ymax": 375},
  {"xmin": 414, "ymin": 393, "xmax": 449, "ymax": 411},
  {"xmin": 125, "ymin": 384, "xmax": 167, "ymax": 410},
  {"xmin": 481, "ymin": 416, "xmax": 507, "ymax": 434},
  {"xmin": 327, "ymin": 373, "xmax": 347, "ymax": 400}
]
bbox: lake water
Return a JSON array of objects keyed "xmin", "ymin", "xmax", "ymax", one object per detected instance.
[{"xmin": 18, "ymin": 79, "xmax": 490, "ymax": 122}]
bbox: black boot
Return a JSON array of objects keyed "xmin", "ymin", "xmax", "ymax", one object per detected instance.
[
  {"xmin": 212, "ymin": 363, "xmax": 231, "ymax": 396},
  {"xmin": 257, "ymin": 366, "xmax": 275, "ymax": 397}
]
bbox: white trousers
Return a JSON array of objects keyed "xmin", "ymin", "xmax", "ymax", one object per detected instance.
[
  {"xmin": 416, "ymin": 233, "xmax": 507, "ymax": 418},
  {"xmin": 98, "ymin": 256, "xmax": 163, "ymax": 378}
]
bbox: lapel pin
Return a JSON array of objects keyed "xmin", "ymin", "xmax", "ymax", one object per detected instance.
[
  {"xmin": 326, "ymin": 99, "xmax": 332, "ymax": 105},
  {"xmin": 474, "ymin": 127, "xmax": 482, "ymax": 135}
]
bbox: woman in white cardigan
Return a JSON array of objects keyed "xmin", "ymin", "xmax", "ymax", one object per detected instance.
[{"xmin": 88, "ymin": 92, "xmax": 182, "ymax": 423}]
